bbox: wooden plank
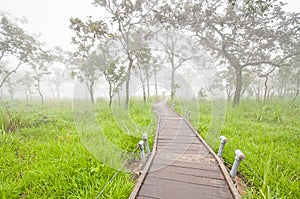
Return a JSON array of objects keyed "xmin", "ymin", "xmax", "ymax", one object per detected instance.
[
  {"xmin": 152, "ymin": 159, "xmax": 219, "ymax": 171},
  {"xmin": 139, "ymin": 178, "xmax": 233, "ymax": 199},
  {"xmin": 146, "ymin": 172, "xmax": 228, "ymax": 188},
  {"xmin": 149, "ymin": 164, "xmax": 225, "ymax": 180}
]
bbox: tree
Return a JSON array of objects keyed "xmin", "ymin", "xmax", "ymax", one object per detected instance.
[
  {"xmin": 133, "ymin": 47, "xmax": 156, "ymax": 102},
  {"xmin": 0, "ymin": 13, "xmax": 41, "ymax": 88},
  {"xmin": 91, "ymin": 0, "xmax": 159, "ymax": 109},
  {"xmin": 30, "ymin": 51, "xmax": 52, "ymax": 103},
  {"xmin": 5, "ymin": 77, "xmax": 16, "ymax": 101},
  {"xmin": 49, "ymin": 67, "xmax": 70, "ymax": 99},
  {"xmin": 69, "ymin": 17, "xmax": 108, "ymax": 104},
  {"xmin": 156, "ymin": 0, "xmax": 300, "ymax": 105},
  {"xmin": 103, "ymin": 61, "xmax": 126, "ymax": 107},
  {"xmin": 17, "ymin": 71, "xmax": 34, "ymax": 101},
  {"xmin": 211, "ymin": 67, "xmax": 236, "ymax": 101},
  {"xmin": 153, "ymin": 29, "xmax": 205, "ymax": 102}
]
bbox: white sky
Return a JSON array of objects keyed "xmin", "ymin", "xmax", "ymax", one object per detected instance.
[{"xmin": 0, "ymin": 0, "xmax": 299, "ymax": 51}]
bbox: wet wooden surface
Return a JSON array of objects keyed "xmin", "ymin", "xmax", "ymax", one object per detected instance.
[{"xmin": 131, "ymin": 102, "xmax": 239, "ymax": 199}]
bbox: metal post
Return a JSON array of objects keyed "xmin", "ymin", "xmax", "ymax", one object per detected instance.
[
  {"xmin": 185, "ymin": 109, "xmax": 188, "ymax": 118},
  {"xmin": 172, "ymin": 103, "xmax": 175, "ymax": 110},
  {"xmin": 217, "ymin": 136, "xmax": 228, "ymax": 158},
  {"xmin": 230, "ymin": 150, "xmax": 246, "ymax": 178},
  {"xmin": 187, "ymin": 110, "xmax": 190, "ymax": 121},
  {"xmin": 142, "ymin": 133, "xmax": 150, "ymax": 156},
  {"xmin": 137, "ymin": 140, "xmax": 145, "ymax": 163}
]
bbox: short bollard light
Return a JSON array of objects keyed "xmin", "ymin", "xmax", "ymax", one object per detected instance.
[
  {"xmin": 230, "ymin": 150, "xmax": 246, "ymax": 178},
  {"xmin": 137, "ymin": 140, "xmax": 145, "ymax": 163},
  {"xmin": 187, "ymin": 110, "xmax": 191, "ymax": 121},
  {"xmin": 172, "ymin": 103, "xmax": 175, "ymax": 110},
  {"xmin": 185, "ymin": 109, "xmax": 188, "ymax": 118},
  {"xmin": 217, "ymin": 136, "xmax": 228, "ymax": 158},
  {"xmin": 142, "ymin": 133, "xmax": 150, "ymax": 156}
]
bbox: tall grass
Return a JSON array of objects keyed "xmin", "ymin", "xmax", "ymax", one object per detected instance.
[
  {"xmin": 0, "ymin": 99, "xmax": 156, "ymax": 198},
  {"xmin": 195, "ymin": 99, "xmax": 300, "ymax": 198}
]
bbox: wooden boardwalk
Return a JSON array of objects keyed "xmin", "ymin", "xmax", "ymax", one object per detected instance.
[{"xmin": 129, "ymin": 102, "xmax": 240, "ymax": 199}]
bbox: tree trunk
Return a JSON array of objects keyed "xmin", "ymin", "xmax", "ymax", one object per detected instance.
[
  {"xmin": 10, "ymin": 92, "xmax": 14, "ymax": 101},
  {"xmin": 263, "ymin": 76, "xmax": 268, "ymax": 102},
  {"xmin": 233, "ymin": 67, "xmax": 242, "ymax": 105},
  {"xmin": 108, "ymin": 82, "xmax": 112, "ymax": 107},
  {"xmin": 87, "ymin": 81, "xmax": 95, "ymax": 104},
  {"xmin": 292, "ymin": 74, "xmax": 300, "ymax": 103},
  {"xmin": 154, "ymin": 69, "xmax": 158, "ymax": 96},
  {"xmin": 38, "ymin": 88, "xmax": 44, "ymax": 104},
  {"xmin": 146, "ymin": 74, "xmax": 150, "ymax": 100},
  {"xmin": 125, "ymin": 57, "xmax": 133, "ymax": 110},
  {"xmin": 117, "ymin": 91, "xmax": 121, "ymax": 106},
  {"xmin": 142, "ymin": 84, "xmax": 146, "ymax": 103},
  {"xmin": 171, "ymin": 68, "xmax": 175, "ymax": 102},
  {"xmin": 36, "ymin": 80, "xmax": 44, "ymax": 104},
  {"xmin": 56, "ymin": 85, "xmax": 60, "ymax": 99},
  {"xmin": 89, "ymin": 86, "xmax": 94, "ymax": 104}
]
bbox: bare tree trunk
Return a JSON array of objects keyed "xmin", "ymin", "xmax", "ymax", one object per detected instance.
[
  {"xmin": 263, "ymin": 76, "xmax": 268, "ymax": 102},
  {"xmin": 154, "ymin": 69, "xmax": 158, "ymax": 96},
  {"xmin": 108, "ymin": 82, "xmax": 112, "ymax": 107},
  {"xmin": 142, "ymin": 84, "xmax": 146, "ymax": 103},
  {"xmin": 56, "ymin": 85, "xmax": 60, "ymax": 99},
  {"xmin": 9, "ymin": 92, "xmax": 14, "ymax": 101},
  {"xmin": 86, "ymin": 81, "xmax": 95, "ymax": 104},
  {"xmin": 0, "ymin": 62, "xmax": 22, "ymax": 88},
  {"xmin": 37, "ymin": 80, "xmax": 44, "ymax": 104},
  {"xmin": 146, "ymin": 74, "xmax": 150, "ymax": 100},
  {"xmin": 233, "ymin": 67, "xmax": 242, "ymax": 105},
  {"xmin": 49, "ymin": 84, "xmax": 56, "ymax": 99},
  {"xmin": 171, "ymin": 68, "xmax": 175, "ymax": 102},
  {"xmin": 125, "ymin": 57, "xmax": 133, "ymax": 110},
  {"xmin": 292, "ymin": 74, "xmax": 300, "ymax": 103},
  {"xmin": 117, "ymin": 91, "xmax": 121, "ymax": 106},
  {"xmin": 38, "ymin": 88, "xmax": 44, "ymax": 104}
]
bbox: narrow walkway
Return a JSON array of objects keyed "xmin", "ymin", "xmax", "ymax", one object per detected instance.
[{"xmin": 130, "ymin": 102, "xmax": 240, "ymax": 199}]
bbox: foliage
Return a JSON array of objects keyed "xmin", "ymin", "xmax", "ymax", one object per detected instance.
[{"xmin": 0, "ymin": 13, "xmax": 42, "ymax": 88}]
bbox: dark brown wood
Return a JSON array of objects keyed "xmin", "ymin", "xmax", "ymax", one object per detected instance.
[{"xmin": 130, "ymin": 102, "xmax": 241, "ymax": 199}]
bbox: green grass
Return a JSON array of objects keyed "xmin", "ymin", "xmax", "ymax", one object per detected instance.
[
  {"xmin": 0, "ymin": 99, "xmax": 156, "ymax": 198},
  {"xmin": 192, "ymin": 99, "xmax": 300, "ymax": 199}
]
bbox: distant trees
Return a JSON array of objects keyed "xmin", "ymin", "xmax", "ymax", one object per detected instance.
[
  {"xmin": 69, "ymin": 17, "xmax": 108, "ymax": 104},
  {"xmin": 154, "ymin": 0, "xmax": 300, "ymax": 105},
  {"xmin": 72, "ymin": 0, "xmax": 159, "ymax": 109},
  {"xmin": 1, "ymin": 0, "xmax": 299, "ymax": 104},
  {"xmin": 133, "ymin": 47, "xmax": 157, "ymax": 103},
  {"xmin": 17, "ymin": 72, "xmax": 34, "ymax": 101},
  {"xmin": 95, "ymin": 40, "xmax": 126, "ymax": 107},
  {"xmin": 0, "ymin": 13, "xmax": 42, "ymax": 89},
  {"xmin": 30, "ymin": 51, "xmax": 52, "ymax": 103}
]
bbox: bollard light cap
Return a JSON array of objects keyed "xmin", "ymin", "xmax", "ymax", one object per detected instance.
[
  {"xmin": 137, "ymin": 140, "xmax": 144, "ymax": 149},
  {"xmin": 235, "ymin": 149, "xmax": 246, "ymax": 160},
  {"xmin": 142, "ymin": 133, "xmax": 148, "ymax": 141},
  {"xmin": 220, "ymin": 136, "xmax": 228, "ymax": 144}
]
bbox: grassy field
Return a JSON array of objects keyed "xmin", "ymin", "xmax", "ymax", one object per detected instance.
[
  {"xmin": 0, "ymin": 99, "xmax": 156, "ymax": 198},
  {"xmin": 177, "ymin": 99, "xmax": 299, "ymax": 199}
]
